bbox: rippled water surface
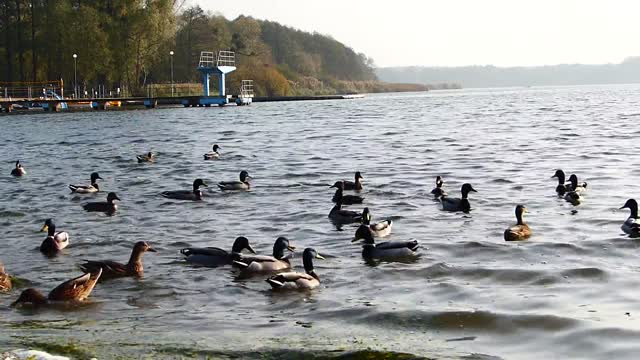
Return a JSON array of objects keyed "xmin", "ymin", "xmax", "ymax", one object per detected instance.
[{"xmin": 2, "ymin": 85, "xmax": 640, "ymax": 359}]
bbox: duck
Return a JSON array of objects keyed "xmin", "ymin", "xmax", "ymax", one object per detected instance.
[
  {"xmin": 342, "ymin": 171, "xmax": 364, "ymax": 191},
  {"xmin": 181, "ymin": 236, "xmax": 257, "ymax": 267},
  {"xmin": 563, "ymin": 176, "xmax": 585, "ymax": 205},
  {"xmin": 441, "ymin": 183, "xmax": 477, "ymax": 213},
  {"xmin": 39, "ymin": 219, "xmax": 70, "ymax": 255},
  {"xmin": 551, "ymin": 169, "xmax": 571, "ymax": 195},
  {"xmin": 328, "ymin": 201, "xmax": 363, "ymax": 224},
  {"xmin": 620, "ymin": 199, "xmax": 640, "ymax": 237},
  {"xmin": 352, "ymin": 226, "xmax": 419, "ymax": 260},
  {"xmin": 0, "ymin": 262, "xmax": 12, "ymax": 291},
  {"xmin": 10, "ymin": 268, "xmax": 102, "ymax": 307},
  {"xmin": 331, "ymin": 181, "xmax": 364, "ymax": 205},
  {"xmin": 430, "ymin": 176, "xmax": 447, "ymax": 199},
  {"xmin": 69, "ymin": 172, "xmax": 103, "ymax": 193},
  {"xmin": 203, "ymin": 144, "xmax": 221, "ymax": 160},
  {"xmin": 266, "ymin": 248, "xmax": 325, "ymax": 290},
  {"xmin": 218, "ymin": 170, "xmax": 252, "ymax": 190},
  {"xmin": 82, "ymin": 192, "xmax": 120, "ymax": 215},
  {"xmin": 162, "ymin": 179, "xmax": 208, "ymax": 201},
  {"xmin": 10, "ymin": 160, "xmax": 26, "ymax": 177},
  {"xmin": 78, "ymin": 241, "xmax": 156, "ymax": 281},
  {"xmin": 354, "ymin": 207, "xmax": 392, "ymax": 239},
  {"xmin": 503, "ymin": 205, "xmax": 532, "ymax": 241},
  {"xmin": 233, "ymin": 237, "xmax": 295, "ymax": 273},
  {"xmin": 568, "ymin": 174, "xmax": 587, "ymax": 193},
  {"xmin": 137, "ymin": 152, "xmax": 156, "ymax": 163}
]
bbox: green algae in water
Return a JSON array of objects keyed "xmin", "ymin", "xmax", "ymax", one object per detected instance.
[{"xmin": 17, "ymin": 340, "xmax": 96, "ymax": 359}]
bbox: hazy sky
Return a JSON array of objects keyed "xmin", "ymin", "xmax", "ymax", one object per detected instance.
[{"xmin": 195, "ymin": 0, "xmax": 640, "ymax": 68}]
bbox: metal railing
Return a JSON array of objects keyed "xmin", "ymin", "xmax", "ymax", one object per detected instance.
[
  {"xmin": 216, "ymin": 51, "xmax": 236, "ymax": 67},
  {"xmin": 198, "ymin": 51, "xmax": 216, "ymax": 68},
  {"xmin": 240, "ymin": 80, "xmax": 254, "ymax": 97}
]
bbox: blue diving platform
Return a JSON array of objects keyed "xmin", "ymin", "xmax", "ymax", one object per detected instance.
[{"xmin": 197, "ymin": 51, "xmax": 236, "ymax": 105}]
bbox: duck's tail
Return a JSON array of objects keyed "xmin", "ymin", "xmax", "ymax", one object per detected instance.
[
  {"xmin": 266, "ymin": 275, "xmax": 285, "ymax": 288},
  {"xmin": 68, "ymin": 185, "xmax": 78, "ymax": 192},
  {"xmin": 232, "ymin": 260, "xmax": 249, "ymax": 269}
]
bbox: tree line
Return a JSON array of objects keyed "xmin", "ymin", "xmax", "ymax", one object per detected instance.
[{"xmin": 0, "ymin": 1, "xmax": 378, "ymax": 96}]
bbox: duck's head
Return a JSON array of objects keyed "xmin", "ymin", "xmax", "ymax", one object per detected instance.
[
  {"xmin": 133, "ymin": 241, "xmax": 157, "ymax": 253},
  {"xmin": 90, "ymin": 172, "xmax": 103, "ymax": 183},
  {"xmin": 353, "ymin": 224, "xmax": 375, "ymax": 243},
  {"xmin": 40, "ymin": 218, "xmax": 55, "ymax": 234},
  {"xmin": 11, "ymin": 288, "xmax": 48, "ymax": 307},
  {"xmin": 330, "ymin": 181, "xmax": 345, "ymax": 190},
  {"xmin": 355, "ymin": 171, "xmax": 363, "ymax": 180},
  {"xmin": 552, "ymin": 169, "xmax": 566, "ymax": 183},
  {"xmin": 212, "ymin": 144, "xmax": 220, "ymax": 152},
  {"xmin": 107, "ymin": 192, "xmax": 120, "ymax": 203},
  {"xmin": 461, "ymin": 183, "xmax": 477, "ymax": 197},
  {"xmin": 193, "ymin": 178, "xmax": 208, "ymax": 190},
  {"xmin": 147, "ymin": 152, "xmax": 154, "ymax": 158},
  {"xmin": 568, "ymin": 174, "xmax": 579, "ymax": 188},
  {"xmin": 302, "ymin": 247, "xmax": 325, "ymax": 274},
  {"xmin": 361, "ymin": 207, "xmax": 372, "ymax": 225},
  {"xmin": 436, "ymin": 176, "xmax": 443, "ymax": 187},
  {"xmin": 231, "ymin": 236, "xmax": 256, "ymax": 254},
  {"xmin": 620, "ymin": 199, "xmax": 638, "ymax": 218},
  {"xmin": 515, "ymin": 204, "xmax": 528, "ymax": 223},
  {"xmin": 273, "ymin": 237, "xmax": 295, "ymax": 259},
  {"xmin": 239, "ymin": 171, "xmax": 252, "ymax": 183},
  {"xmin": 14, "ymin": 160, "xmax": 21, "ymax": 168}
]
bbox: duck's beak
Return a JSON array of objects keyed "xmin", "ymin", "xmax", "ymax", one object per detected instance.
[
  {"xmin": 97, "ymin": 175, "xmax": 103, "ymax": 180},
  {"xmin": 246, "ymin": 245, "xmax": 257, "ymax": 254},
  {"xmin": 147, "ymin": 247, "xmax": 157, "ymax": 252},
  {"xmin": 471, "ymin": 188, "xmax": 478, "ymax": 192},
  {"xmin": 315, "ymin": 253, "xmax": 326, "ymax": 260},
  {"xmin": 39, "ymin": 225, "xmax": 48, "ymax": 233},
  {"xmin": 351, "ymin": 237, "xmax": 361, "ymax": 242},
  {"xmin": 620, "ymin": 205, "xmax": 628, "ymax": 210},
  {"xmin": 114, "ymin": 195, "xmax": 121, "ymax": 201},
  {"xmin": 202, "ymin": 182, "xmax": 209, "ymax": 187},
  {"xmin": 287, "ymin": 245, "xmax": 296, "ymax": 252}
]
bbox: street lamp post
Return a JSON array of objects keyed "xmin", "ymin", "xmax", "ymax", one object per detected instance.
[
  {"xmin": 72, "ymin": 53, "xmax": 78, "ymax": 98},
  {"xmin": 169, "ymin": 50, "xmax": 174, "ymax": 97}
]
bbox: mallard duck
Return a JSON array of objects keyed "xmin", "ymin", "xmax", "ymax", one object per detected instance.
[
  {"xmin": 328, "ymin": 201, "xmax": 363, "ymax": 224},
  {"xmin": 620, "ymin": 199, "xmax": 640, "ymax": 237},
  {"xmin": 430, "ymin": 176, "xmax": 447, "ymax": 199},
  {"xmin": 204, "ymin": 144, "xmax": 221, "ymax": 160},
  {"xmin": 233, "ymin": 237, "xmax": 295, "ymax": 273},
  {"xmin": 266, "ymin": 248, "xmax": 325, "ymax": 290},
  {"xmin": 82, "ymin": 192, "xmax": 120, "ymax": 214},
  {"xmin": 563, "ymin": 176, "xmax": 584, "ymax": 205},
  {"xmin": 0, "ymin": 262, "xmax": 12, "ymax": 291},
  {"xmin": 441, "ymin": 183, "xmax": 477, "ymax": 213},
  {"xmin": 352, "ymin": 226, "xmax": 419, "ymax": 259},
  {"xmin": 342, "ymin": 171, "xmax": 363, "ymax": 191},
  {"xmin": 39, "ymin": 219, "xmax": 70, "ymax": 255},
  {"xmin": 354, "ymin": 208, "xmax": 392, "ymax": 239},
  {"xmin": 162, "ymin": 179, "xmax": 208, "ymax": 201},
  {"xmin": 551, "ymin": 169, "xmax": 571, "ymax": 195},
  {"xmin": 79, "ymin": 241, "xmax": 156, "ymax": 281},
  {"xmin": 10, "ymin": 269, "xmax": 102, "ymax": 307},
  {"xmin": 503, "ymin": 205, "xmax": 531, "ymax": 241},
  {"xmin": 69, "ymin": 172, "xmax": 102, "ymax": 193},
  {"xmin": 181, "ymin": 236, "xmax": 256, "ymax": 267},
  {"xmin": 10, "ymin": 160, "xmax": 26, "ymax": 177},
  {"xmin": 331, "ymin": 181, "xmax": 364, "ymax": 205},
  {"xmin": 568, "ymin": 174, "xmax": 587, "ymax": 193},
  {"xmin": 218, "ymin": 170, "xmax": 251, "ymax": 190},
  {"xmin": 137, "ymin": 152, "xmax": 156, "ymax": 163}
]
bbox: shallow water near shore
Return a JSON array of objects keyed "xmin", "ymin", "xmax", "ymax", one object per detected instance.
[{"xmin": 2, "ymin": 85, "xmax": 640, "ymax": 359}]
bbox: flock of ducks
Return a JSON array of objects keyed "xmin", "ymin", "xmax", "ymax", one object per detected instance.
[{"xmin": 2, "ymin": 150, "xmax": 639, "ymax": 307}]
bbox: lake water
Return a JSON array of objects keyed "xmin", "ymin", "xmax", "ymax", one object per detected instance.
[{"xmin": 1, "ymin": 85, "xmax": 640, "ymax": 359}]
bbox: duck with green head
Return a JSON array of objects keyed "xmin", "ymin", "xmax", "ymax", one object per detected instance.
[
  {"xmin": 11, "ymin": 268, "xmax": 102, "ymax": 307},
  {"xmin": 331, "ymin": 181, "xmax": 364, "ymax": 205},
  {"xmin": 82, "ymin": 192, "xmax": 120, "ymax": 215},
  {"xmin": 204, "ymin": 144, "xmax": 221, "ymax": 160},
  {"xmin": 162, "ymin": 179, "xmax": 208, "ymax": 201},
  {"xmin": 431, "ymin": 176, "xmax": 447, "ymax": 199},
  {"xmin": 504, "ymin": 205, "xmax": 531, "ymax": 241},
  {"xmin": 620, "ymin": 199, "xmax": 640, "ymax": 237},
  {"xmin": 137, "ymin": 152, "xmax": 156, "ymax": 163},
  {"xmin": 341, "ymin": 171, "xmax": 363, "ymax": 191},
  {"xmin": 69, "ymin": 172, "xmax": 103, "ymax": 193},
  {"xmin": 352, "ymin": 226, "xmax": 419, "ymax": 260},
  {"xmin": 218, "ymin": 170, "xmax": 252, "ymax": 190},
  {"xmin": 181, "ymin": 236, "xmax": 257, "ymax": 267},
  {"xmin": 266, "ymin": 248, "xmax": 325, "ymax": 290},
  {"xmin": 441, "ymin": 183, "xmax": 477, "ymax": 213},
  {"xmin": 354, "ymin": 208, "xmax": 392, "ymax": 239},
  {"xmin": 233, "ymin": 237, "xmax": 295, "ymax": 273},
  {"xmin": 39, "ymin": 219, "xmax": 70, "ymax": 255}
]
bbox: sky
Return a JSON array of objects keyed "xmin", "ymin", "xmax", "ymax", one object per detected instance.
[{"xmin": 195, "ymin": 0, "xmax": 640, "ymax": 68}]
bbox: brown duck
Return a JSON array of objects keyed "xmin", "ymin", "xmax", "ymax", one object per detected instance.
[
  {"xmin": 78, "ymin": 241, "xmax": 156, "ymax": 281},
  {"xmin": 11, "ymin": 268, "xmax": 102, "ymax": 307},
  {"xmin": 0, "ymin": 262, "xmax": 12, "ymax": 292}
]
